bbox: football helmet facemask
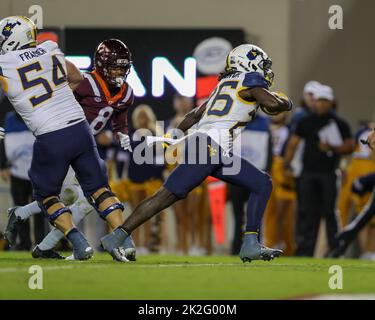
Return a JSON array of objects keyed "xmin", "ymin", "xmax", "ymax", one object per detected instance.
[{"xmin": 94, "ymin": 39, "xmax": 132, "ymax": 88}]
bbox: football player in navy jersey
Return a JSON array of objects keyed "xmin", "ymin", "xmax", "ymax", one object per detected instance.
[
  {"xmin": 5, "ymin": 38, "xmax": 136, "ymax": 261},
  {"xmin": 100, "ymin": 44, "xmax": 293, "ymax": 263}
]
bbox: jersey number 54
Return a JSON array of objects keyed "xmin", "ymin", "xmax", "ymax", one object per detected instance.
[{"xmin": 17, "ymin": 55, "xmax": 66, "ymax": 107}]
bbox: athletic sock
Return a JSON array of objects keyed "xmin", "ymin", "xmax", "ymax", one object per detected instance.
[
  {"xmin": 245, "ymin": 182, "xmax": 272, "ymax": 234},
  {"xmin": 15, "ymin": 201, "xmax": 41, "ymax": 220},
  {"xmin": 66, "ymin": 228, "xmax": 90, "ymax": 250},
  {"xmin": 38, "ymin": 228, "xmax": 64, "ymax": 251}
]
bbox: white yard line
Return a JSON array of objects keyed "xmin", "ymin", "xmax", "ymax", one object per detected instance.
[
  {"xmin": 2, "ymin": 261, "xmax": 373, "ymax": 273},
  {"xmin": 0, "ymin": 262, "xmax": 262, "ymax": 273},
  {"xmin": 0, "ymin": 265, "xmax": 74, "ymax": 273}
]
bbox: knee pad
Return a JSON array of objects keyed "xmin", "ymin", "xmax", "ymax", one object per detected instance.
[
  {"xmin": 88, "ymin": 188, "xmax": 124, "ymax": 220},
  {"xmin": 38, "ymin": 196, "xmax": 71, "ymax": 224}
]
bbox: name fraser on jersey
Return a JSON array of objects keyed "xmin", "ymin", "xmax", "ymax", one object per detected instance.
[{"xmin": 19, "ymin": 47, "xmax": 47, "ymax": 61}]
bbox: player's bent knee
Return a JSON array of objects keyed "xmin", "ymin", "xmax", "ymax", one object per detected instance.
[
  {"xmin": 39, "ymin": 196, "xmax": 72, "ymax": 224},
  {"xmin": 88, "ymin": 188, "xmax": 124, "ymax": 220}
]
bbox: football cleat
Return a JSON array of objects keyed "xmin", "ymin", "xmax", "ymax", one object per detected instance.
[
  {"xmin": 4, "ymin": 207, "xmax": 23, "ymax": 246},
  {"xmin": 111, "ymin": 247, "xmax": 130, "ymax": 262},
  {"xmin": 100, "ymin": 228, "xmax": 136, "ymax": 262},
  {"xmin": 32, "ymin": 245, "xmax": 65, "ymax": 260},
  {"xmin": 122, "ymin": 235, "xmax": 136, "ymax": 261},
  {"xmin": 72, "ymin": 246, "xmax": 94, "ymax": 261},
  {"xmin": 65, "ymin": 228, "xmax": 94, "ymax": 261},
  {"xmin": 239, "ymin": 233, "xmax": 283, "ymax": 263}
]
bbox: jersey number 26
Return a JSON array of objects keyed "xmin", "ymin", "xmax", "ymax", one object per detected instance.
[{"xmin": 207, "ymin": 80, "xmax": 239, "ymax": 117}]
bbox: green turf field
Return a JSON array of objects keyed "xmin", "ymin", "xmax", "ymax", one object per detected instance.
[{"xmin": 0, "ymin": 252, "xmax": 374, "ymax": 299}]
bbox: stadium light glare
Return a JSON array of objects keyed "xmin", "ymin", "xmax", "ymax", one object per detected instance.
[
  {"xmin": 65, "ymin": 55, "xmax": 197, "ymax": 98},
  {"xmin": 127, "ymin": 66, "xmax": 147, "ymax": 97},
  {"xmin": 65, "ymin": 55, "xmax": 92, "ymax": 70},
  {"xmin": 152, "ymin": 57, "xmax": 196, "ymax": 97}
]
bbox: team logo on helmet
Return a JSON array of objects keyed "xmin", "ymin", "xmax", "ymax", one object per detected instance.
[
  {"xmin": 2, "ymin": 21, "xmax": 21, "ymax": 38},
  {"xmin": 246, "ymin": 49, "xmax": 261, "ymax": 61}
]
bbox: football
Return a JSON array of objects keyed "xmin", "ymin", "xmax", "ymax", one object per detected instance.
[
  {"xmin": 260, "ymin": 104, "xmax": 283, "ymax": 116},
  {"xmin": 260, "ymin": 91, "xmax": 290, "ymax": 116}
]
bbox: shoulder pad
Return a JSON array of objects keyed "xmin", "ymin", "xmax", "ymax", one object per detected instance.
[
  {"xmin": 38, "ymin": 40, "xmax": 59, "ymax": 52},
  {"xmin": 242, "ymin": 72, "xmax": 269, "ymax": 90}
]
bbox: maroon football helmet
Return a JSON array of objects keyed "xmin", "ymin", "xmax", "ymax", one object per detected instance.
[{"xmin": 94, "ymin": 39, "xmax": 132, "ymax": 87}]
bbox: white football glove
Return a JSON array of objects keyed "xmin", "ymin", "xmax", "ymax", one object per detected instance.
[
  {"xmin": 0, "ymin": 127, "xmax": 4, "ymax": 140},
  {"xmin": 117, "ymin": 132, "xmax": 132, "ymax": 152}
]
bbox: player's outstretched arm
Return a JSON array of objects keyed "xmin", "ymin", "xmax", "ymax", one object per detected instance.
[
  {"xmin": 175, "ymin": 101, "xmax": 207, "ymax": 133},
  {"xmin": 65, "ymin": 59, "xmax": 84, "ymax": 91},
  {"xmin": 240, "ymin": 87, "xmax": 292, "ymax": 113}
]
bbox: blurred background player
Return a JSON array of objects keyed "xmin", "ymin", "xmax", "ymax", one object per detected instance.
[
  {"xmin": 336, "ymin": 122, "xmax": 375, "ymax": 258},
  {"xmin": 2, "ymin": 32, "xmax": 135, "ymax": 260},
  {"xmin": 0, "ymin": 111, "xmax": 46, "ymax": 250},
  {"xmin": 329, "ymin": 170, "xmax": 375, "ymax": 259},
  {"xmin": 284, "ymin": 84, "xmax": 354, "ymax": 256},
  {"xmin": 328, "ymin": 123, "xmax": 375, "ymax": 260},
  {"xmin": 100, "ymin": 44, "xmax": 293, "ymax": 263},
  {"xmin": 125, "ymin": 104, "xmax": 166, "ymax": 254}
]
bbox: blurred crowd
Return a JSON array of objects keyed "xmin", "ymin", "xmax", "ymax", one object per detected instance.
[{"xmin": 1, "ymin": 82, "xmax": 374, "ymax": 259}]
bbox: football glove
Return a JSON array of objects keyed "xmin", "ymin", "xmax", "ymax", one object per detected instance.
[
  {"xmin": 117, "ymin": 132, "xmax": 132, "ymax": 152},
  {"xmin": 0, "ymin": 127, "xmax": 4, "ymax": 140}
]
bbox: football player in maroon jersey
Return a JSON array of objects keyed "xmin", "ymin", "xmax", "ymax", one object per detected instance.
[
  {"xmin": 5, "ymin": 39, "xmax": 136, "ymax": 261},
  {"xmin": 75, "ymin": 39, "xmax": 134, "ymax": 142}
]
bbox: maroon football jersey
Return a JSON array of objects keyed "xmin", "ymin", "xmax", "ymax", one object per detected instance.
[{"xmin": 74, "ymin": 70, "xmax": 134, "ymax": 137}]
